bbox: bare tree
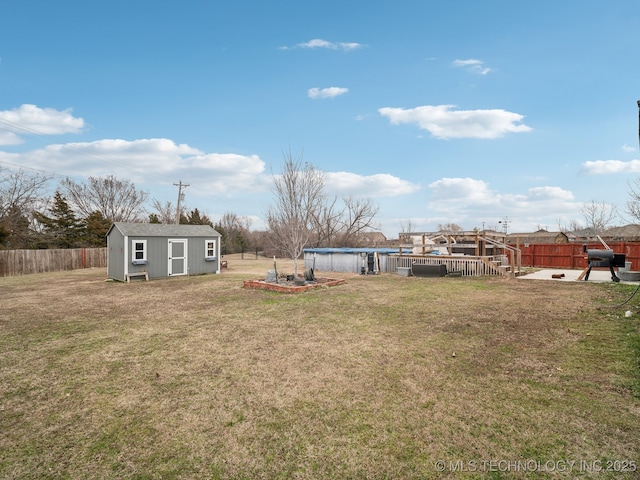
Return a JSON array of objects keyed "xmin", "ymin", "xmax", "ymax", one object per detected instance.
[
  {"xmin": 266, "ymin": 150, "xmax": 325, "ymax": 276},
  {"xmin": 62, "ymin": 175, "xmax": 148, "ymax": 223},
  {"xmin": 569, "ymin": 219, "xmax": 583, "ymax": 231},
  {"xmin": 627, "ymin": 177, "xmax": 640, "ymax": 224},
  {"xmin": 219, "ymin": 211, "xmax": 252, "ymax": 234},
  {"xmin": 399, "ymin": 219, "xmax": 415, "ymax": 234},
  {"xmin": 311, "ymin": 195, "xmax": 378, "ymax": 247},
  {"xmin": 437, "ymin": 223, "xmax": 463, "ymax": 233},
  {"xmin": 150, "ymin": 199, "xmax": 180, "ymax": 224},
  {"xmin": 557, "ymin": 218, "xmax": 582, "ymax": 232},
  {"xmin": 310, "ymin": 196, "xmax": 342, "ymax": 247},
  {"xmin": 333, "ymin": 196, "xmax": 379, "ymax": 246},
  {"xmin": 216, "ymin": 212, "xmax": 253, "ymax": 253},
  {"xmin": 581, "ymin": 200, "xmax": 617, "ymax": 236},
  {"xmin": 0, "ymin": 168, "xmax": 51, "ymax": 247}
]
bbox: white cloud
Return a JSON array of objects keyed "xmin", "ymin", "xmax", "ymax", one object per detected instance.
[
  {"xmin": 325, "ymin": 171, "xmax": 420, "ymax": 197},
  {"xmin": 582, "ymin": 159, "xmax": 640, "ymax": 174},
  {"xmin": 181, "ymin": 153, "xmax": 269, "ymax": 194},
  {"xmin": 426, "ymin": 177, "xmax": 576, "ymax": 223},
  {"xmin": 0, "ymin": 131, "xmax": 23, "ymax": 146},
  {"xmin": 429, "ymin": 177, "xmax": 492, "ymax": 200},
  {"xmin": 526, "ymin": 186, "xmax": 575, "ymax": 202},
  {"xmin": 3, "ymin": 138, "xmax": 269, "ymax": 194},
  {"xmin": 308, "ymin": 87, "xmax": 349, "ymax": 99},
  {"xmin": 452, "ymin": 58, "xmax": 492, "ymax": 75},
  {"xmin": 379, "ymin": 104, "xmax": 532, "ymax": 139},
  {"xmin": 281, "ymin": 38, "xmax": 365, "ymax": 52},
  {"xmin": 622, "ymin": 144, "xmax": 637, "ymax": 153},
  {"xmin": 300, "ymin": 38, "xmax": 335, "ymax": 49},
  {"xmin": 0, "ymin": 104, "xmax": 84, "ymax": 144}
]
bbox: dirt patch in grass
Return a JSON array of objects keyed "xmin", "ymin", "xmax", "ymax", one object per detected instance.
[{"xmin": 1, "ymin": 255, "xmax": 639, "ymax": 478}]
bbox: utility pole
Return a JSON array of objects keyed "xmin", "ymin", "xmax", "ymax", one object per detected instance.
[
  {"xmin": 174, "ymin": 180, "xmax": 189, "ymax": 224},
  {"xmin": 637, "ymin": 99, "xmax": 640, "ymax": 149},
  {"xmin": 498, "ymin": 216, "xmax": 510, "ymax": 234}
]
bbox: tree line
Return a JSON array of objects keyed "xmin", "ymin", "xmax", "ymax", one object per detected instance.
[
  {"xmin": 0, "ymin": 169, "xmax": 257, "ymax": 252},
  {"xmin": 0, "ymin": 151, "xmax": 380, "ymax": 260},
  {"xmin": 7, "ymin": 151, "xmax": 638, "ymax": 268}
]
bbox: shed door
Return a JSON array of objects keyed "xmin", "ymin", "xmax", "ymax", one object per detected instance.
[{"xmin": 168, "ymin": 239, "xmax": 187, "ymax": 276}]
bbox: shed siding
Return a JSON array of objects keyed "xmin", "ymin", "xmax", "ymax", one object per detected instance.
[
  {"xmin": 106, "ymin": 223, "xmax": 221, "ymax": 281},
  {"xmin": 125, "ymin": 237, "xmax": 219, "ymax": 278},
  {"xmin": 107, "ymin": 229, "xmax": 126, "ymax": 281},
  {"xmin": 186, "ymin": 238, "xmax": 218, "ymax": 275},
  {"xmin": 127, "ymin": 236, "xmax": 168, "ymax": 279}
]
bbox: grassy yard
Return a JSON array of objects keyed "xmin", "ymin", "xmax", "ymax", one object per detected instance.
[{"xmin": 1, "ymin": 255, "xmax": 639, "ymax": 479}]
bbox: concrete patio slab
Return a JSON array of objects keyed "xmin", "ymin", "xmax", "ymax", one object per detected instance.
[{"xmin": 518, "ymin": 268, "xmax": 633, "ymax": 283}]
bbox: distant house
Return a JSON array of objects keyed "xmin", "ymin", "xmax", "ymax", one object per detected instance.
[
  {"xmin": 506, "ymin": 229, "xmax": 569, "ymax": 245},
  {"xmin": 360, "ymin": 231, "xmax": 388, "ymax": 246},
  {"xmin": 600, "ymin": 224, "xmax": 640, "ymax": 241},
  {"xmin": 569, "ymin": 225, "xmax": 640, "ymax": 243},
  {"xmin": 107, "ymin": 222, "xmax": 222, "ymax": 282}
]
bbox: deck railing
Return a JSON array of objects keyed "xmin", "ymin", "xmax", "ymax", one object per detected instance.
[
  {"xmin": 387, "ymin": 254, "xmax": 507, "ymax": 277},
  {"xmin": 394, "ymin": 231, "xmax": 521, "ymax": 277}
]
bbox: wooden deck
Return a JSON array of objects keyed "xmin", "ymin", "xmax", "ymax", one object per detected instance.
[
  {"xmin": 393, "ymin": 231, "xmax": 522, "ymax": 277},
  {"xmin": 387, "ymin": 253, "xmax": 515, "ymax": 277}
]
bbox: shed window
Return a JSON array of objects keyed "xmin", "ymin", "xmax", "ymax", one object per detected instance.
[
  {"xmin": 132, "ymin": 240, "xmax": 147, "ymax": 264},
  {"xmin": 205, "ymin": 239, "xmax": 216, "ymax": 260}
]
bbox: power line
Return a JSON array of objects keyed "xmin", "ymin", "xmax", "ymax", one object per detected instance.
[
  {"xmin": 0, "ymin": 117, "xmax": 169, "ymax": 183},
  {"xmin": 0, "ymin": 159, "xmax": 66, "ymax": 178}
]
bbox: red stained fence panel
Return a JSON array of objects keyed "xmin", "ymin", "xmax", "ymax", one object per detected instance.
[{"xmin": 518, "ymin": 242, "xmax": 640, "ymax": 270}]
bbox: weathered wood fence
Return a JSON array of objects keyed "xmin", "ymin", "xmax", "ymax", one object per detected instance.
[{"xmin": 0, "ymin": 248, "xmax": 107, "ymax": 277}]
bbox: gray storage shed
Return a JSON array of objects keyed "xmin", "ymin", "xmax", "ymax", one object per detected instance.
[{"xmin": 107, "ymin": 222, "xmax": 222, "ymax": 282}]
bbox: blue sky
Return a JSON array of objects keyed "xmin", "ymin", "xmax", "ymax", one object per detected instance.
[{"xmin": 1, "ymin": 0, "xmax": 639, "ymax": 237}]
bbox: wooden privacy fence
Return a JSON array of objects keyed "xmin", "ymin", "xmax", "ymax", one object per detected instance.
[
  {"xmin": 518, "ymin": 242, "xmax": 640, "ymax": 270},
  {"xmin": 387, "ymin": 242, "xmax": 640, "ymax": 276},
  {"xmin": 0, "ymin": 248, "xmax": 107, "ymax": 277}
]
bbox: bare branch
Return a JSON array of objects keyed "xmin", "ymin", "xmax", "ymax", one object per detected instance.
[
  {"xmin": 266, "ymin": 149, "xmax": 325, "ymax": 275},
  {"xmin": 62, "ymin": 175, "xmax": 148, "ymax": 223},
  {"xmin": 580, "ymin": 200, "xmax": 618, "ymax": 235},
  {"xmin": 151, "ymin": 199, "xmax": 180, "ymax": 224}
]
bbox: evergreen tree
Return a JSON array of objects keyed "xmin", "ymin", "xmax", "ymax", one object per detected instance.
[
  {"xmin": 33, "ymin": 191, "xmax": 84, "ymax": 248},
  {"xmin": 181, "ymin": 208, "xmax": 213, "ymax": 226},
  {"xmin": 0, "ymin": 205, "xmax": 35, "ymax": 248},
  {"xmin": 0, "ymin": 223, "xmax": 7, "ymax": 246},
  {"xmin": 187, "ymin": 208, "xmax": 203, "ymax": 225},
  {"xmin": 83, "ymin": 211, "xmax": 111, "ymax": 247}
]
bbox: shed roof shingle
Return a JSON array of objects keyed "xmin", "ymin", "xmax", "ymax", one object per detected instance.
[{"xmin": 109, "ymin": 222, "xmax": 220, "ymax": 237}]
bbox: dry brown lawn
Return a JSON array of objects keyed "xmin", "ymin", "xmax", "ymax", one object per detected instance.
[{"xmin": 1, "ymin": 254, "xmax": 639, "ymax": 479}]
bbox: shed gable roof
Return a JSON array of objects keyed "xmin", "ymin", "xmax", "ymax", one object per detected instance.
[{"xmin": 108, "ymin": 222, "xmax": 220, "ymax": 238}]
